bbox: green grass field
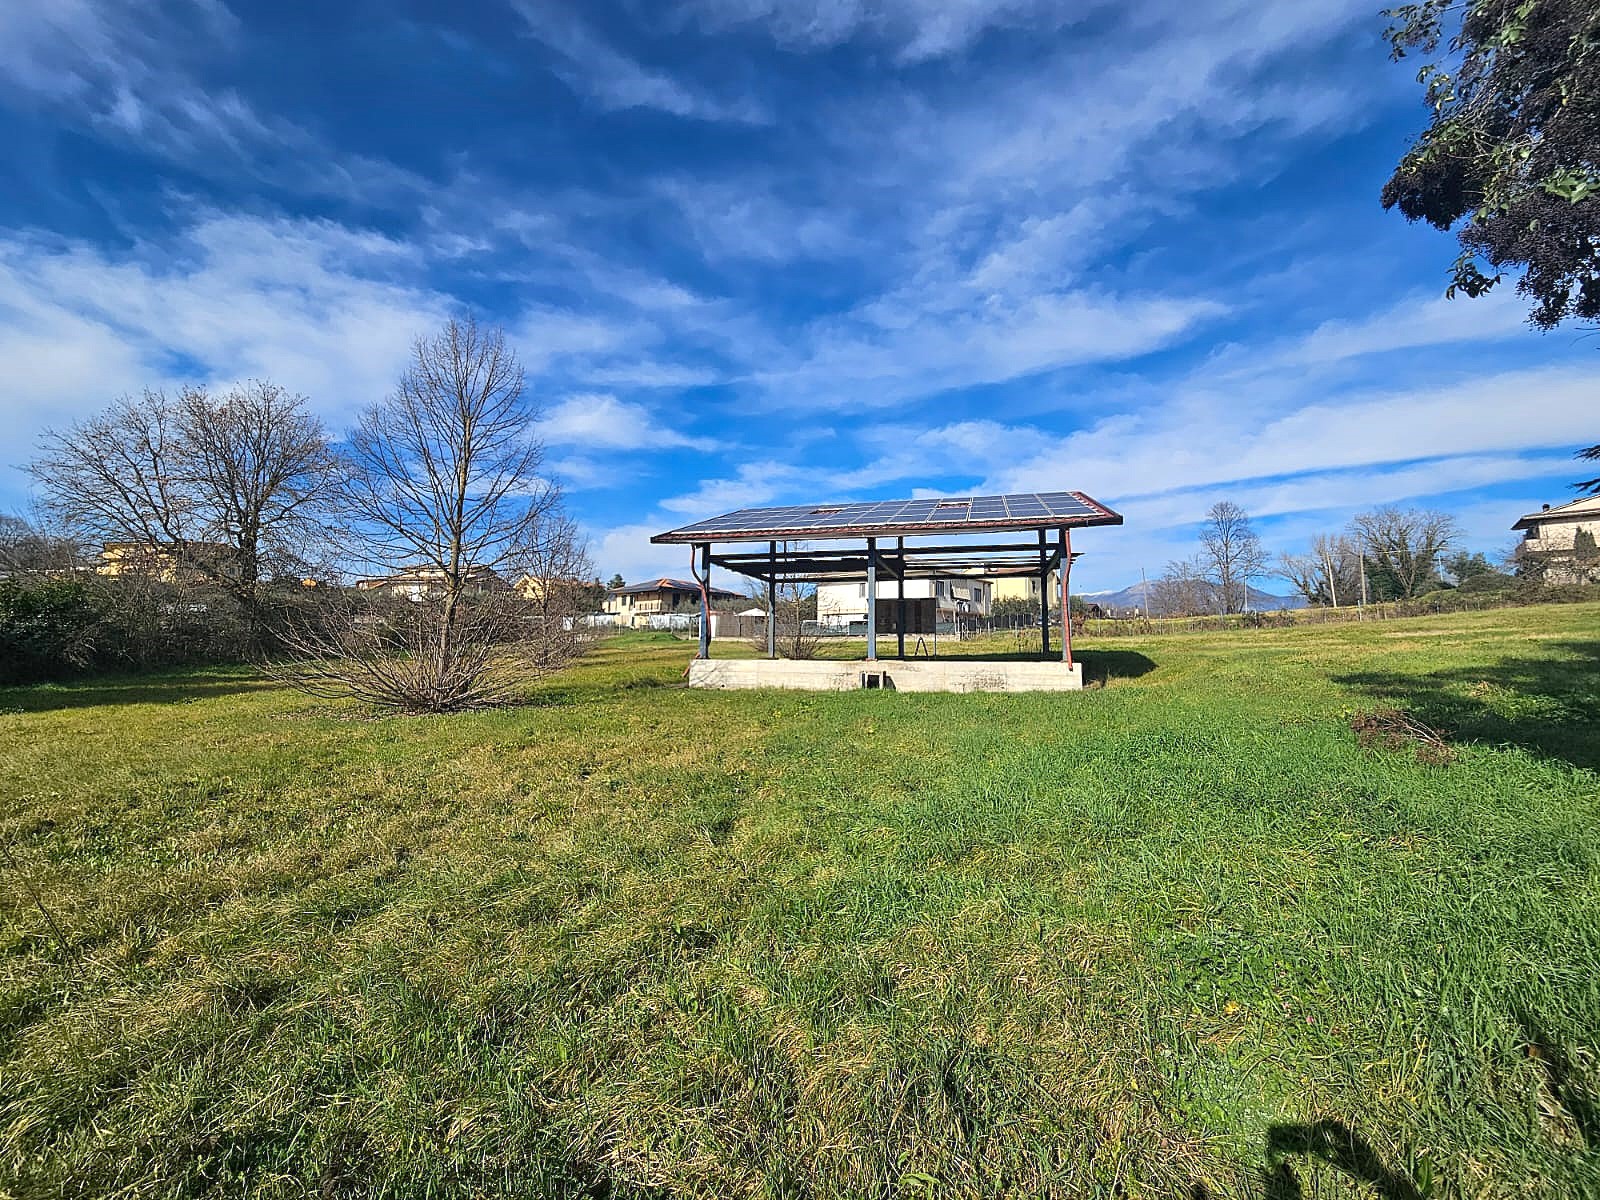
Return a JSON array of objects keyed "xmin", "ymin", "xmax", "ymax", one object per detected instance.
[{"xmin": 2, "ymin": 604, "xmax": 1597, "ymax": 1198}]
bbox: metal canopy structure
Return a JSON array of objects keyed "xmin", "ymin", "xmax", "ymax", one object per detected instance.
[
  {"xmin": 650, "ymin": 489, "xmax": 1123, "ymax": 667},
  {"xmin": 652, "ymin": 490, "xmax": 1118, "ymax": 544},
  {"xmin": 704, "ymin": 540, "xmax": 1080, "ymax": 585}
]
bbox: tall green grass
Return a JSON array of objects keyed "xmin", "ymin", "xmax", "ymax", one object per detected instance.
[{"xmin": 2, "ymin": 606, "xmax": 1597, "ymax": 1197}]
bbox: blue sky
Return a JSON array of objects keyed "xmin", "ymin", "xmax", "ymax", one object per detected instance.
[{"xmin": 0, "ymin": 0, "xmax": 1591, "ymax": 592}]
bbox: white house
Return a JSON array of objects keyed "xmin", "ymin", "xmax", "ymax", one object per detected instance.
[
  {"xmin": 815, "ymin": 576, "xmax": 992, "ymax": 627},
  {"xmin": 1513, "ymin": 495, "xmax": 1600, "ymax": 584}
]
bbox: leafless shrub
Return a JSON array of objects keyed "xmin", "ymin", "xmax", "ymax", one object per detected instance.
[
  {"xmin": 276, "ymin": 589, "xmax": 573, "ymax": 712},
  {"xmin": 1350, "ymin": 708, "xmax": 1456, "ymax": 766},
  {"xmin": 751, "ymin": 581, "xmax": 821, "ymax": 660},
  {"xmin": 740, "ymin": 549, "xmax": 820, "ymax": 660},
  {"xmin": 0, "ymin": 513, "xmax": 82, "ymax": 575},
  {"xmin": 1148, "ymin": 556, "xmax": 1215, "ymax": 617}
]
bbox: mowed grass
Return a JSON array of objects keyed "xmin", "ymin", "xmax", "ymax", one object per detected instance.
[{"xmin": 1, "ymin": 605, "xmax": 1597, "ymax": 1199}]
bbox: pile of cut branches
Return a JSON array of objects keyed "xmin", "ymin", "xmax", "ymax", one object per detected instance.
[{"xmin": 1349, "ymin": 707, "xmax": 1456, "ymax": 766}]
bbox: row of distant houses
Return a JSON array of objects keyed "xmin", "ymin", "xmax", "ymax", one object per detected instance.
[
  {"xmin": 96, "ymin": 545, "xmax": 584, "ymax": 603},
  {"xmin": 77, "ymin": 495, "xmax": 1600, "ymax": 616}
]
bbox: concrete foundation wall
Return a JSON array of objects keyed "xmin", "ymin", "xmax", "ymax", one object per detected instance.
[{"xmin": 688, "ymin": 658, "xmax": 1083, "ymax": 692}]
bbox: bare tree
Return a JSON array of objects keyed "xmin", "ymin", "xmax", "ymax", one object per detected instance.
[
  {"xmin": 1277, "ymin": 533, "xmax": 1360, "ymax": 608},
  {"xmin": 1148, "ymin": 556, "xmax": 1214, "ymax": 617},
  {"xmin": 515, "ymin": 512, "xmax": 601, "ymax": 671},
  {"xmin": 30, "ymin": 382, "xmax": 336, "ymax": 645},
  {"xmin": 282, "ymin": 317, "xmax": 587, "ymax": 711},
  {"xmin": 1348, "ymin": 506, "xmax": 1458, "ymax": 600},
  {"xmin": 0, "ymin": 514, "xmax": 81, "ymax": 575},
  {"xmin": 1198, "ymin": 501, "xmax": 1268, "ymax": 614}
]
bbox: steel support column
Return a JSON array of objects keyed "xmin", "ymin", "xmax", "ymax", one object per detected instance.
[
  {"xmin": 1057, "ymin": 527, "xmax": 1073, "ymax": 666},
  {"xmin": 697, "ymin": 542, "xmax": 711, "ymax": 659},
  {"xmin": 866, "ymin": 536, "xmax": 878, "ymax": 662},
  {"xmin": 766, "ymin": 540, "xmax": 777, "ymax": 659},
  {"xmin": 896, "ymin": 536, "xmax": 907, "ymax": 659},
  {"xmin": 1037, "ymin": 527, "xmax": 1051, "ymax": 657}
]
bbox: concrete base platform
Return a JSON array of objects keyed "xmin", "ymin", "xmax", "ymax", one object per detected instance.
[{"xmin": 688, "ymin": 658, "xmax": 1083, "ymax": 692}]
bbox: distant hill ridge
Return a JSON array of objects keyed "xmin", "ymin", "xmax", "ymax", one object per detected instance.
[{"xmin": 1079, "ymin": 583, "xmax": 1308, "ymax": 612}]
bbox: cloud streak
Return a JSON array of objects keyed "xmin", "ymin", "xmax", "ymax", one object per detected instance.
[{"xmin": 511, "ymin": 1, "xmax": 767, "ymax": 122}]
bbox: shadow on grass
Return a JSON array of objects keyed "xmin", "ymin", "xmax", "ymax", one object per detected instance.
[
  {"xmin": 875, "ymin": 647, "xmax": 1159, "ymax": 683},
  {"xmin": 1333, "ymin": 639, "xmax": 1600, "ymax": 772},
  {"xmin": 1079, "ymin": 649, "xmax": 1158, "ymax": 685},
  {"xmin": 1187, "ymin": 1119, "xmax": 1430, "ymax": 1199},
  {"xmin": 1513, "ymin": 1007, "xmax": 1600, "ymax": 1147},
  {"xmin": 0, "ymin": 672, "xmax": 283, "ymax": 714},
  {"xmin": 1260, "ymin": 1120, "xmax": 1427, "ymax": 1199}
]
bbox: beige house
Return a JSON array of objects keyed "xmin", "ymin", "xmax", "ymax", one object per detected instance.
[
  {"xmin": 1513, "ymin": 496, "xmax": 1600, "ymax": 584},
  {"xmin": 98, "ymin": 541, "xmax": 232, "ymax": 582},
  {"xmin": 355, "ymin": 565, "xmax": 504, "ymax": 601},
  {"xmin": 605, "ymin": 578, "xmax": 741, "ymax": 626},
  {"xmin": 514, "ymin": 575, "xmax": 593, "ymax": 604},
  {"xmin": 990, "ymin": 570, "xmax": 1059, "ymax": 605}
]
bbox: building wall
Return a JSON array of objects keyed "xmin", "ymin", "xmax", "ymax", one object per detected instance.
[
  {"xmin": 98, "ymin": 545, "xmax": 173, "ymax": 580},
  {"xmin": 816, "ymin": 577, "xmax": 991, "ymax": 623},
  {"xmin": 1521, "ymin": 512, "xmax": 1597, "ymax": 554},
  {"xmin": 1520, "ymin": 507, "xmax": 1600, "ymax": 584},
  {"xmin": 990, "ymin": 572, "xmax": 1058, "ymax": 604},
  {"xmin": 605, "ymin": 587, "xmax": 734, "ymax": 626}
]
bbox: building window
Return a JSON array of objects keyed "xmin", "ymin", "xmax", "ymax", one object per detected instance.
[
  {"xmin": 858, "ymin": 583, "xmax": 866, "ymax": 598},
  {"xmin": 1525, "ymin": 526, "xmax": 1541, "ymax": 540}
]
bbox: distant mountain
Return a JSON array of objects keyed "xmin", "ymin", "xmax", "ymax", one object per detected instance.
[{"xmin": 1079, "ymin": 583, "xmax": 1307, "ymax": 612}]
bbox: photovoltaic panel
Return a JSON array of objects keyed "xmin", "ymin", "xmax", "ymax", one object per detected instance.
[{"xmin": 652, "ymin": 490, "xmax": 1122, "ymax": 544}]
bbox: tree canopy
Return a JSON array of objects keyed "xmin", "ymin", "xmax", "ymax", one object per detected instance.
[{"xmin": 1381, "ymin": 0, "xmax": 1600, "ymax": 328}]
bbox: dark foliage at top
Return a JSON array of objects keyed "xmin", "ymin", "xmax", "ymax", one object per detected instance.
[
  {"xmin": 1578, "ymin": 443, "xmax": 1600, "ymax": 494},
  {"xmin": 1382, "ymin": 0, "xmax": 1600, "ymax": 327}
]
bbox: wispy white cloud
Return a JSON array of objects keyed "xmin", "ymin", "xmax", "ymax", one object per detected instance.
[
  {"xmin": 0, "ymin": 0, "xmax": 425, "ymax": 200},
  {"xmin": 588, "ymin": 519, "xmax": 706, "ymax": 585},
  {"xmin": 968, "ymin": 364, "xmax": 1594, "ymax": 509},
  {"xmin": 0, "ymin": 216, "xmax": 442, "ymax": 433},
  {"xmin": 0, "ymin": 214, "xmax": 666, "ymax": 481},
  {"xmin": 1266, "ymin": 286, "xmax": 1534, "ymax": 370},
  {"xmin": 657, "ymin": 460, "xmax": 811, "ymax": 515},
  {"xmin": 511, "ymin": 1, "xmax": 767, "ymax": 123},
  {"xmin": 758, "ymin": 290, "xmax": 1224, "ymax": 405},
  {"xmin": 673, "ymin": 0, "xmax": 1084, "ymax": 62},
  {"xmin": 578, "ymin": 362, "xmax": 724, "ymax": 389},
  {"xmin": 653, "ymin": 177, "xmax": 862, "ymax": 264},
  {"xmin": 538, "ymin": 392, "xmax": 720, "ymax": 452}
]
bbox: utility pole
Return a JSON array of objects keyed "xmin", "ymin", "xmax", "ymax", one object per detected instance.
[{"xmin": 1140, "ymin": 566, "xmax": 1150, "ymax": 619}]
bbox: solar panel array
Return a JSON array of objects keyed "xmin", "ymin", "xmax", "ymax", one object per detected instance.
[{"xmin": 654, "ymin": 491, "xmax": 1120, "ymax": 543}]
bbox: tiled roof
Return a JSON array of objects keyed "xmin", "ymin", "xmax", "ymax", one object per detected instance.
[
  {"xmin": 612, "ymin": 577, "xmax": 740, "ymax": 596},
  {"xmin": 1513, "ymin": 495, "xmax": 1600, "ymax": 529}
]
